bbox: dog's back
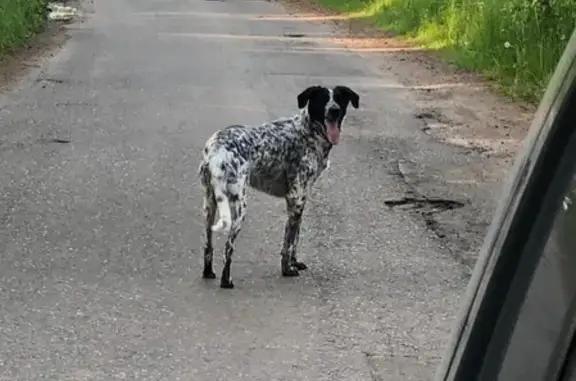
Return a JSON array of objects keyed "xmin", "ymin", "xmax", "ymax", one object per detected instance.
[{"xmin": 202, "ymin": 120, "xmax": 303, "ymax": 174}]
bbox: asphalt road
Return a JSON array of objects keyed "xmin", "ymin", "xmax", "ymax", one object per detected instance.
[{"xmin": 0, "ymin": 0, "xmax": 471, "ymax": 379}]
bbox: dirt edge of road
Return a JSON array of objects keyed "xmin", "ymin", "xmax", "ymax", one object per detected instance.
[
  {"xmin": 0, "ymin": 0, "xmax": 91, "ymax": 95},
  {"xmin": 0, "ymin": 24, "xmax": 69, "ymax": 95}
]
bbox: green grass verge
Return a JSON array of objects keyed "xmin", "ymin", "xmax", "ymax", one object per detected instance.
[
  {"xmin": 0, "ymin": 0, "xmax": 47, "ymax": 57},
  {"xmin": 315, "ymin": 0, "xmax": 575, "ymax": 103}
]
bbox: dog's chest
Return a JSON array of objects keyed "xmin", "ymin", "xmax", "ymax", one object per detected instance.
[
  {"xmin": 247, "ymin": 156, "xmax": 290, "ymax": 198},
  {"xmin": 312, "ymin": 155, "xmax": 330, "ymax": 182},
  {"xmin": 247, "ymin": 151, "xmax": 326, "ymax": 198}
]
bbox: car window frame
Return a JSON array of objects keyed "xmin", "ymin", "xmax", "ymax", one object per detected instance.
[{"xmin": 435, "ymin": 28, "xmax": 576, "ymax": 381}]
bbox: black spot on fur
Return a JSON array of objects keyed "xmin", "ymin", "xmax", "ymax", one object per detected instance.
[
  {"xmin": 216, "ymin": 196, "xmax": 224, "ymax": 203},
  {"xmin": 227, "ymin": 169, "xmax": 238, "ymax": 181}
]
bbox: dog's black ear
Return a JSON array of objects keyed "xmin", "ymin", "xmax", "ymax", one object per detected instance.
[
  {"xmin": 335, "ymin": 86, "xmax": 360, "ymax": 109},
  {"xmin": 297, "ymin": 86, "xmax": 319, "ymax": 109}
]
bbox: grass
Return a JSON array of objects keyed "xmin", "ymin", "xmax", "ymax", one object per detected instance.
[
  {"xmin": 0, "ymin": 0, "xmax": 47, "ymax": 57},
  {"xmin": 314, "ymin": 0, "xmax": 576, "ymax": 103}
]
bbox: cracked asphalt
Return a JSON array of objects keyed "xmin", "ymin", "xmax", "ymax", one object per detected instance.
[{"xmin": 0, "ymin": 0, "xmax": 478, "ymax": 379}]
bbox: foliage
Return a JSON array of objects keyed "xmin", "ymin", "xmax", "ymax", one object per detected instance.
[
  {"xmin": 0, "ymin": 0, "xmax": 47, "ymax": 57},
  {"xmin": 317, "ymin": 0, "xmax": 576, "ymax": 102}
]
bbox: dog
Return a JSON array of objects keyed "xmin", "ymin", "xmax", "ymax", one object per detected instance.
[{"xmin": 198, "ymin": 85, "xmax": 360, "ymax": 288}]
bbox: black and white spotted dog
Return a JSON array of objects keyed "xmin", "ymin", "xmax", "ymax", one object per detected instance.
[{"xmin": 198, "ymin": 85, "xmax": 360, "ymax": 288}]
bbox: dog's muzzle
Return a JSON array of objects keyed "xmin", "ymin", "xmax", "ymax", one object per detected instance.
[{"xmin": 325, "ymin": 107, "xmax": 341, "ymax": 145}]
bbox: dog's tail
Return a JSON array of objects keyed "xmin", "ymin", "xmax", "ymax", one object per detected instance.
[
  {"xmin": 209, "ymin": 165, "xmax": 232, "ymax": 235},
  {"xmin": 211, "ymin": 189, "xmax": 232, "ymax": 234}
]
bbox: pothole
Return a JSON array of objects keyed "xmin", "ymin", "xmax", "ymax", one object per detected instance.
[
  {"xmin": 37, "ymin": 77, "xmax": 74, "ymax": 88},
  {"xmin": 414, "ymin": 108, "xmax": 451, "ymax": 124},
  {"xmin": 36, "ymin": 77, "xmax": 68, "ymax": 84},
  {"xmin": 384, "ymin": 196, "xmax": 466, "ymax": 239},
  {"xmin": 283, "ymin": 33, "xmax": 306, "ymax": 38},
  {"xmin": 39, "ymin": 136, "xmax": 71, "ymax": 144},
  {"xmin": 384, "ymin": 197, "xmax": 465, "ymax": 210}
]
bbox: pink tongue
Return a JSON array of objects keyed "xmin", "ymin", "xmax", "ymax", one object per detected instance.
[{"xmin": 326, "ymin": 122, "xmax": 340, "ymax": 145}]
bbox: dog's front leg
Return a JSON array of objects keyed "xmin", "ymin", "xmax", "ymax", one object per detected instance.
[{"xmin": 281, "ymin": 193, "xmax": 308, "ymax": 277}]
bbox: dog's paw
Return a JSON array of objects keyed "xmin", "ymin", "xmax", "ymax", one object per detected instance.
[
  {"xmin": 220, "ymin": 280, "xmax": 235, "ymax": 289},
  {"xmin": 203, "ymin": 269, "xmax": 216, "ymax": 279},
  {"xmin": 292, "ymin": 261, "xmax": 308, "ymax": 271},
  {"xmin": 282, "ymin": 268, "xmax": 300, "ymax": 277}
]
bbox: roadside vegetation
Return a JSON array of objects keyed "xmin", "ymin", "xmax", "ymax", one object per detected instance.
[
  {"xmin": 315, "ymin": 0, "xmax": 575, "ymax": 102},
  {"xmin": 0, "ymin": 0, "xmax": 47, "ymax": 57}
]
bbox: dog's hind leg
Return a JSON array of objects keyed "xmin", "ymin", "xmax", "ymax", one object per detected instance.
[
  {"xmin": 220, "ymin": 177, "xmax": 247, "ymax": 289},
  {"xmin": 202, "ymin": 187, "xmax": 217, "ymax": 279},
  {"xmin": 281, "ymin": 192, "xmax": 308, "ymax": 277}
]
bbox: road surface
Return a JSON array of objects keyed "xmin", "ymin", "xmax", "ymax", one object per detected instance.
[{"xmin": 0, "ymin": 0, "xmax": 473, "ymax": 379}]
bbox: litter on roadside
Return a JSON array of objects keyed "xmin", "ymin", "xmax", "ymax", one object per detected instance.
[{"xmin": 47, "ymin": 2, "xmax": 79, "ymax": 21}]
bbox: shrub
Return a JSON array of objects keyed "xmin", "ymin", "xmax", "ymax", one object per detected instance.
[{"xmin": 0, "ymin": 0, "xmax": 47, "ymax": 56}]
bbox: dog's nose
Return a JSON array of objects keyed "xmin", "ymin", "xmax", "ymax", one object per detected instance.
[{"xmin": 326, "ymin": 107, "xmax": 340, "ymax": 120}]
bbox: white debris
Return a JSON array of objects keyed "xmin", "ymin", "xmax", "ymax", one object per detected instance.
[
  {"xmin": 47, "ymin": 2, "xmax": 79, "ymax": 21},
  {"xmin": 563, "ymin": 196, "xmax": 572, "ymax": 211}
]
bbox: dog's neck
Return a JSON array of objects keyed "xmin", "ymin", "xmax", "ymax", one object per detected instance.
[{"xmin": 296, "ymin": 109, "xmax": 334, "ymax": 154}]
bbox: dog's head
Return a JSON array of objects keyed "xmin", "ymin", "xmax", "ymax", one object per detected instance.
[{"xmin": 297, "ymin": 85, "xmax": 359, "ymax": 145}]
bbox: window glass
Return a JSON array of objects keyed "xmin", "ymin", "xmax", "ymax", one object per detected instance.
[
  {"xmin": 559, "ymin": 174, "xmax": 576, "ymax": 381},
  {"xmin": 496, "ymin": 171, "xmax": 576, "ymax": 381}
]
